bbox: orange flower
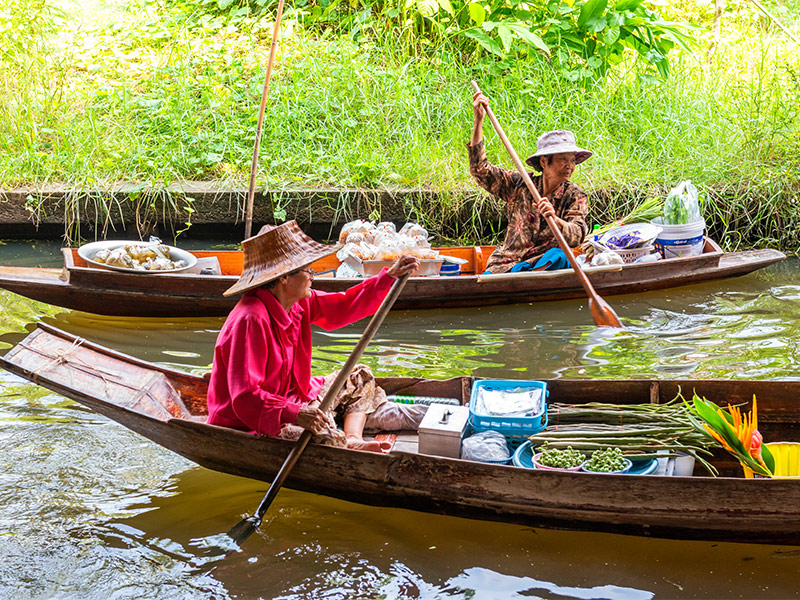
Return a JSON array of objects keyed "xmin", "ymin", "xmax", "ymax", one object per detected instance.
[
  {"xmin": 702, "ymin": 423, "xmax": 734, "ymax": 452},
  {"xmin": 705, "ymin": 396, "xmax": 767, "ymax": 470},
  {"xmin": 726, "ymin": 396, "xmax": 767, "ymax": 470}
]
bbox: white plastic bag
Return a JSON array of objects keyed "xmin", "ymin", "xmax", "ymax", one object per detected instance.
[
  {"xmin": 591, "ymin": 250, "xmax": 624, "ymax": 266},
  {"xmin": 664, "ymin": 180, "xmax": 702, "ymax": 225},
  {"xmin": 461, "ymin": 430, "xmax": 511, "ymax": 462}
]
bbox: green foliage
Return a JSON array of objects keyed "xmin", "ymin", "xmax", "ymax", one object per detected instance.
[
  {"xmin": 0, "ymin": 0, "xmax": 798, "ymax": 248},
  {"xmin": 539, "ymin": 0, "xmax": 697, "ymax": 80},
  {"xmin": 451, "ymin": 0, "xmax": 696, "ymax": 80},
  {"xmin": 168, "ymin": 0, "xmax": 694, "ymax": 80},
  {"xmin": 0, "ymin": 0, "xmax": 64, "ymax": 64}
]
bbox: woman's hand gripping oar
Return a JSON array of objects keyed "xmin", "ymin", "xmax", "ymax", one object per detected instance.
[
  {"xmin": 470, "ymin": 80, "xmax": 622, "ymax": 328},
  {"xmin": 226, "ymin": 273, "xmax": 411, "ymax": 546}
]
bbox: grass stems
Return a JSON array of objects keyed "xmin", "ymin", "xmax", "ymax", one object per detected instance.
[{"xmin": 0, "ymin": 1, "xmax": 797, "ymax": 247}]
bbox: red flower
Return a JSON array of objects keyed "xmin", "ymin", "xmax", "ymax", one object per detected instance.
[{"xmin": 750, "ymin": 429, "xmax": 763, "ymax": 463}]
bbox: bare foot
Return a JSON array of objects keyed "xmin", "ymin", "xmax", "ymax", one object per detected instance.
[{"xmin": 346, "ymin": 439, "xmax": 392, "ymax": 453}]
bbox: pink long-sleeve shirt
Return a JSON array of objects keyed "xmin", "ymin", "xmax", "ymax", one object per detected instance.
[{"xmin": 206, "ymin": 270, "xmax": 394, "ymax": 436}]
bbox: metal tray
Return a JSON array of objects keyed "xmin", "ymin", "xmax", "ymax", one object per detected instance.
[{"xmin": 77, "ymin": 240, "xmax": 198, "ymax": 274}]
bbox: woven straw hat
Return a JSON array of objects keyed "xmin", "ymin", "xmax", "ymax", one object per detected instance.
[
  {"xmin": 525, "ymin": 129, "xmax": 592, "ymax": 172},
  {"xmin": 224, "ymin": 220, "xmax": 340, "ymax": 296}
]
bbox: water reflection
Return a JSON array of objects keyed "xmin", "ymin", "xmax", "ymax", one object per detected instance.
[
  {"xmin": 2, "ymin": 243, "xmax": 800, "ymax": 599},
  {"xmin": 445, "ymin": 568, "xmax": 654, "ymax": 600},
  {"xmin": 100, "ymin": 464, "xmax": 798, "ymax": 600}
]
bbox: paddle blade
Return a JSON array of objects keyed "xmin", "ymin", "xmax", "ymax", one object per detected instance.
[
  {"xmin": 227, "ymin": 515, "xmax": 262, "ymax": 545},
  {"xmin": 589, "ymin": 296, "xmax": 623, "ymax": 328}
]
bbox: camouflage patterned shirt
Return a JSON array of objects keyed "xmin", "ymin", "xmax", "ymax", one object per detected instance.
[{"xmin": 468, "ymin": 141, "xmax": 589, "ymax": 274}]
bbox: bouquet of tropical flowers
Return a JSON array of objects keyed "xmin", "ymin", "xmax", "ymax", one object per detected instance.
[{"xmin": 684, "ymin": 393, "xmax": 775, "ymax": 477}]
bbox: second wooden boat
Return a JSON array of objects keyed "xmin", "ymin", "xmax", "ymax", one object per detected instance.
[{"xmin": 0, "ymin": 239, "xmax": 785, "ymax": 317}]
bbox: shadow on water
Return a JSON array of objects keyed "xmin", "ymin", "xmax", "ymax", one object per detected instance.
[{"xmin": 89, "ymin": 465, "xmax": 797, "ymax": 599}]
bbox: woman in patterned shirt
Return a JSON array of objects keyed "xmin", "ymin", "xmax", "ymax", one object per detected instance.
[{"xmin": 469, "ymin": 92, "xmax": 592, "ymax": 274}]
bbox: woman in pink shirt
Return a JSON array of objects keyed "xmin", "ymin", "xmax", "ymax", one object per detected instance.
[{"xmin": 207, "ymin": 220, "xmax": 420, "ymax": 453}]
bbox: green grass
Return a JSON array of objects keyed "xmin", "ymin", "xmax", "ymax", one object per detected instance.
[{"xmin": 1, "ymin": 0, "xmax": 798, "ymax": 249}]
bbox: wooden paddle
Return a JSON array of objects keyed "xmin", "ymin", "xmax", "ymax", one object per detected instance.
[
  {"xmin": 470, "ymin": 81, "xmax": 622, "ymax": 328},
  {"xmin": 244, "ymin": 0, "xmax": 285, "ymax": 240},
  {"xmin": 227, "ymin": 273, "xmax": 410, "ymax": 545}
]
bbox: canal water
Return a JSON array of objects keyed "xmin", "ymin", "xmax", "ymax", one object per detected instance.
[{"xmin": 1, "ymin": 241, "xmax": 799, "ymax": 599}]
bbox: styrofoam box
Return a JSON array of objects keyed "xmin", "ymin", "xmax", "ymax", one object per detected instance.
[
  {"xmin": 418, "ymin": 404, "xmax": 470, "ymax": 458},
  {"xmin": 343, "ymin": 255, "xmax": 444, "ymax": 277}
]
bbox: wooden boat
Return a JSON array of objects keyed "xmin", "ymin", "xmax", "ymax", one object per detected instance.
[
  {"xmin": 0, "ymin": 239, "xmax": 785, "ymax": 317},
  {"xmin": 2, "ymin": 323, "xmax": 799, "ymax": 545}
]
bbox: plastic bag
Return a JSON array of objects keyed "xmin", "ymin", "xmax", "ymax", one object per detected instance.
[
  {"xmin": 461, "ymin": 430, "xmax": 511, "ymax": 462},
  {"xmin": 335, "ymin": 262, "xmax": 363, "ymax": 278},
  {"xmin": 591, "ymin": 250, "xmax": 625, "ymax": 266},
  {"xmin": 475, "ymin": 387, "xmax": 543, "ymax": 417},
  {"xmin": 337, "ymin": 220, "xmax": 435, "ymax": 261},
  {"xmin": 399, "ymin": 223, "xmax": 429, "ymax": 243},
  {"xmin": 336, "ymin": 241, "xmax": 376, "ymax": 261},
  {"xmin": 664, "ymin": 180, "xmax": 702, "ymax": 225},
  {"xmin": 338, "ymin": 219, "xmax": 377, "ymax": 244},
  {"xmin": 374, "ymin": 242, "xmax": 403, "ymax": 261}
]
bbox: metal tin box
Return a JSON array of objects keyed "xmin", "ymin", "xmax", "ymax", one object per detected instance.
[{"xmin": 418, "ymin": 404, "xmax": 470, "ymax": 459}]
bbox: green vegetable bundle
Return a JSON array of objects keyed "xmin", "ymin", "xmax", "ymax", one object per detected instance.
[
  {"xmin": 664, "ymin": 194, "xmax": 690, "ymax": 225},
  {"xmin": 587, "ymin": 197, "xmax": 664, "ymax": 240},
  {"xmin": 536, "ymin": 401, "xmax": 719, "ymax": 474},
  {"xmin": 583, "ymin": 447, "xmax": 629, "ymax": 473},
  {"xmin": 662, "ymin": 180, "xmax": 702, "ymax": 225},
  {"xmin": 536, "ymin": 445, "xmax": 584, "ymax": 469}
]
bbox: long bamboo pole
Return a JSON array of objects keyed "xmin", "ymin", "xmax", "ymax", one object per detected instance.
[{"xmin": 244, "ymin": 0, "xmax": 285, "ymax": 240}]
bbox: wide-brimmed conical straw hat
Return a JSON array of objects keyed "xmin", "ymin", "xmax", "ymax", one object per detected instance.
[{"xmin": 224, "ymin": 220, "xmax": 340, "ymax": 296}]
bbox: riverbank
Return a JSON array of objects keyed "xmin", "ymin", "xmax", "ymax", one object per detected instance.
[
  {"xmin": 1, "ymin": 183, "xmax": 796, "ymax": 253},
  {"xmin": 0, "ymin": 183, "xmax": 492, "ymax": 243},
  {"xmin": 2, "ymin": 1, "xmax": 797, "ymax": 250}
]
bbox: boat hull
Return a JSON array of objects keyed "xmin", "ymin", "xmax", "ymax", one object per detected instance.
[
  {"xmin": 0, "ymin": 240, "xmax": 786, "ymax": 317},
  {"xmin": 2, "ymin": 324, "xmax": 799, "ymax": 545}
]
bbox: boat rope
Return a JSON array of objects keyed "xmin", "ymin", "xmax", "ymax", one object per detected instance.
[
  {"xmin": 22, "ymin": 339, "xmax": 121, "ymax": 395},
  {"xmin": 21, "ymin": 339, "xmax": 177, "ymax": 410}
]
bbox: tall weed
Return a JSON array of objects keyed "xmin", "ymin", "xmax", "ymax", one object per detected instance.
[{"xmin": 0, "ymin": 0, "xmax": 797, "ymax": 249}]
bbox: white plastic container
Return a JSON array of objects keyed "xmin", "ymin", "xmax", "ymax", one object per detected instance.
[
  {"xmin": 653, "ymin": 451, "xmax": 696, "ymax": 476},
  {"xmin": 418, "ymin": 404, "xmax": 470, "ymax": 458},
  {"xmin": 651, "ymin": 218, "xmax": 706, "ymax": 259}
]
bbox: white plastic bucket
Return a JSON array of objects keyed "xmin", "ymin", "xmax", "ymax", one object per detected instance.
[{"xmin": 651, "ymin": 217, "xmax": 705, "ymax": 259}]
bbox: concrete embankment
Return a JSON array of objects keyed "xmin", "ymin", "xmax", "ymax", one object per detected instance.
[
  {"xmin": 2, "ymin": 183, "xmax": 773, "ymax": 249},
  {"xmin": 0, "ymin": 183, "xmax": 502, "ymax": 242}
]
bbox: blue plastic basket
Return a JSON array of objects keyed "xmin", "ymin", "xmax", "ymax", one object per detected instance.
[
  {"xmin": 469, "ymin": 380, "xmax": 548, "ymax": 448},
  {"xmin": 512, "ymin": 441, "xmax": 536, "ymax": 469}
]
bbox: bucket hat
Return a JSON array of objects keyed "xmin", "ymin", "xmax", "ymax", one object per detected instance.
[
  {"xmin": 525, "ymin": 129, "xmax": 592, "ymax": 172},
  {"xmin": 224, "ymin": 220, "xmax": 340, "ymax": 296}
]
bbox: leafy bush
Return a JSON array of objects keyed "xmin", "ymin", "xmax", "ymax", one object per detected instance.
[
  {"xmin": 167, "ymin": 0, "xmax": 695, "ymax": 80},
  {"xmin": 0, "ymin": 0, "xmax": 64, "ymax": 64}
]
